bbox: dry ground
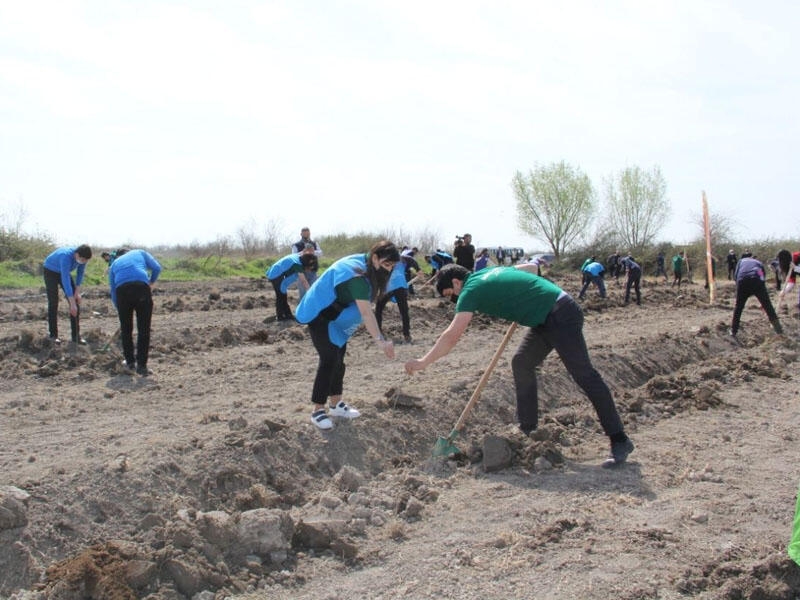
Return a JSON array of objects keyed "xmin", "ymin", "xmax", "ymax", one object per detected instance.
[{"xmin": 1, "ymin": 271, "xmax": 800, "ymax": 599}]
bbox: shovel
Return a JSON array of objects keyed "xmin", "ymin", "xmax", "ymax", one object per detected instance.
[{"xmin": 432, "ymin": 322, "xmax": 518, "ymax": 457}]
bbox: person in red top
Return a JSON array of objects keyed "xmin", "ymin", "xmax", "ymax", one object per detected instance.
[{"xmin": 776, "ymin": 250, "xmax": 800, "ymax": 313}]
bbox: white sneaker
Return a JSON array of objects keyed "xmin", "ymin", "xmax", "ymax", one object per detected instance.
[
  {"xmin": 328, "ymin": 401, "xmax": 360, "ymax": 419},
  {"xmin": 311, "ymin": 409, "xmax": 333, "ymax": 430}
]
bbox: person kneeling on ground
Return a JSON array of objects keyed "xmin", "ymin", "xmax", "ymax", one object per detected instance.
[{"xmin": 404, "ymin": 263, "xmax": 634, "ymax": 468}]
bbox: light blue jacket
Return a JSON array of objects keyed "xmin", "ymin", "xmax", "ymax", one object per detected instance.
[
  {"xmin": 583, "ymin": 261, "xmax": 605, "ymax": 277},
  {"xmin": 296, "ymin": 253, "xmax": 370, "ymax": 347},
  {"xmin": 267, "ymin": 254, "xmax": 304, "ymax": 294},
  {"xmin": 108, "ymin": 250, "xmax": 162, "ymax": 307},
  {"xmin": 43, "ymin": 247, "xmax": 86, "ymax": 297}
]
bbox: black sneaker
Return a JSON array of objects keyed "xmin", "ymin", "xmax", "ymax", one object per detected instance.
[
  {"xmin": 602, "ymin": 438, "xmax": 634, "ymax": 468},
  {"xmin": 136, "ymin": 366, "xmax": 152, "ymax": 377}
]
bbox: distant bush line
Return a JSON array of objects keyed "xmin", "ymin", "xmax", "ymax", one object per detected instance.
[{"xmin": 0, "ymin": 227, "xmax": 797, "ymax": 289}]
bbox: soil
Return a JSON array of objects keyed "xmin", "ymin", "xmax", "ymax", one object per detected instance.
[{"xmin": 2, "ymin": 271, "xmax": 800, "ymax": 600}]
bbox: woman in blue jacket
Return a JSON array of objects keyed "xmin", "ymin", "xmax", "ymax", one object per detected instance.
[
  {"xmin": 43, "ymin": 244, "xmax": 93, "ymax": 344},
  {"xmin": 374, "ymin": 258, "xmax": 412, "ymax": 344},
  {"xmin": 109, "ymin": 249, "xmax": 162, "ymax": 376},
  {"xmin": 296, "ymin": 240, "xmax": 400, "ymax": 430},
  {"xmin": 266, "ymin": 252, "xmax": 317, "ymax": 321}
]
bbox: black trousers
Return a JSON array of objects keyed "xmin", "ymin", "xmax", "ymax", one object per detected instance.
[
  {"xmin": 271, "ymin": 279, "xmax": 292, "ymax": 320},
  {"xmin": 511, "ymin": 295, "xmax": 624, "ymax": 437},
  {"xmin": 375, "ymin": 287, "xmax": 410, "ymax": 338},
  {"xmin": 44, "ymin": 268, "xmax": 79, "ymax": 341},
  {"xmin": 731, "ymin": 277, "xmax": 779, "ymax": 335},
  {"xmin": 308, "ymin": 316, "xmax": 347, "ymax": 406},
  {"xmin": 625, "ymin": 268, "xmax": 641, "ymax": 304},
  {"xmin": 116, "ymin": 282, "xmax": 153, "ymax": 368}
]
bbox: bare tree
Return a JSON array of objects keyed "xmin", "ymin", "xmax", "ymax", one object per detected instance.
[
  {"xmin": 0, "ymin": 197, "xmax": 28, "ymax": 235},
  {"xmin": 237, "ymin": 218, "xmax": 261, "ymax": 259},
  {"xmin": 690, "ymin": 210, "xmax": 739, "ymax": 248},
  {"xmin": 262, "ymin": 218, "xmax": 285, "ymax": 255},
  {"xmin": 604, "ymin": 165, "xmax": 670, "ymax": 254},
  {"xmin": 512, "ymin": 161, "xmax": 595, "ymax": 258}
]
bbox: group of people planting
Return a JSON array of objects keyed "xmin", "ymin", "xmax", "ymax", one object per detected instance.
[{"xmin": 44, "ymin": 232, "xmax": 798, "ymax": 469}]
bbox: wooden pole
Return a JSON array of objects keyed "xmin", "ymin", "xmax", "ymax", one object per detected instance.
[{"xmin": 702, "ymin": 191, "xmax": 715, "ymax": 303}]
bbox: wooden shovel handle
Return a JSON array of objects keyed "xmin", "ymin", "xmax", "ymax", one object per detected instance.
[{"xmin": 452, "ymin": 322, "xmax": 518, "ymax": 433}]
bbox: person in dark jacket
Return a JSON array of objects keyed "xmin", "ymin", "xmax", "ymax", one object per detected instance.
[
  {"xmin": 726, "ymin": 249, "xmax": 738, "ymax": 280},
  {"xmin": 291, "ymin": 228, "xmax": 323, "ymax": 299},
  {"xmin": 730, "ymin": 255, "xmax": 782, "ymax": 337},
  {"xmin": 453, "ymin": 233, "xmax": 475, "ymax": 271},
  {"xmin": 654, "ymin": 251, "xmax": 668, "ymax": 283},
  {"xmin": 621, "ymin": 255, "xmax": 642, "ymax": 305},
  {"xmin": 109, "ymin": 249, "xmax": 162, "ymax": 375}
]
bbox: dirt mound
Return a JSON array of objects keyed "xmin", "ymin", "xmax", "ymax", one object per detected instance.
[{"xmin": 2, "ymin": 273, "xmax": 800, "ymax": 599}]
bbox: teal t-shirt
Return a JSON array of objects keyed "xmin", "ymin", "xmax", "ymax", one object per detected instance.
[{"xmin": 455, "ymin": 267, "xmax": 562, "ymax": 327}]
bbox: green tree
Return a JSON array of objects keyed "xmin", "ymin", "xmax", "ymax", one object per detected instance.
[
  {"xmin": 605, "ymin": 165, "xmax": 670, "ymax": 254},
  {"xmin": 512, "ymin": 161, "xmax": 595, "ymax": 258}
]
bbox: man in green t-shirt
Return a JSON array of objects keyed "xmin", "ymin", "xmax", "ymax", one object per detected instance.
[
  {"xmin": 404, "ymin": 263, "xmax": 634, "ymax": 467},
  {"xmin": 671, "ymin": 251, "xmax": 685, "ymax": 288}
]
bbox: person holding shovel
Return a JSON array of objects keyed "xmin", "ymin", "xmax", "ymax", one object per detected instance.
[
  {"xmin": 404, "ymin": 263, "xmax": 634, "ymax": 468},
  {"xmin": 43, "ymin": 244, "xmax": 93, "ymax": 344},
  {"xmin": 296, "ymin": 240, "xmax": 400, "ymax": 431}
]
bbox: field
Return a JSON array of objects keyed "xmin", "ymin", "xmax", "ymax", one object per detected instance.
[{"xmin": 1, "ymin": 271, "xmax": 800, "ymax": 599}]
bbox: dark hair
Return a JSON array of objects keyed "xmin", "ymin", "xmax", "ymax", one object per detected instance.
[
  {"xmin": 300, "ymin": 253, "xmax": 318, "ymax": 270},
  {"xmin": 366, "ymin": 240, "xmax": 400, "ymax": 300},
  {"xmin": 76, "ymin": 244, "xmax": 92, "ymax": 260},
  {"xmin": 435, "ymin": 263, "xmax": 470, "ymax": 296}
]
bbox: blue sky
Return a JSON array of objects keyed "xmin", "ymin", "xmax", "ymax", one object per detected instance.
[{"xmin": 1, "ymin": 1, "xmax": 798, "ymax": 253}]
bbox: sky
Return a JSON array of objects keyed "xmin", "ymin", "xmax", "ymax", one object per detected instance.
[{"xmin": 1, "ymin": 0, "xmax": 798, "ymax": 254}]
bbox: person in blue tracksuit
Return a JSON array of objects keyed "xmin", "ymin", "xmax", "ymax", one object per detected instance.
[
  {"xmin": 109, "ymin": 249, "xmax": 162, "ymax": 376},
  {"xmin": 375, "ymin": 259, "xmax": 412, "ymax": 343},
  {"xmin": 266, "ymin": 252, "xmax": 318, "ymax": 321},
  {"xmin": 578, "ymin": 261, "xmax": 606, "ymax": 300},
  {"xmin": 43, "ymin": 244, "xmax": 93, "ymax": 344},
  {"xmin": 296, "ymin": 241, "xmax": 400, "ymax": 431}
]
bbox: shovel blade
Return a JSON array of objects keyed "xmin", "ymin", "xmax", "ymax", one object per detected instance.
[{"xmin": 432, "ymin": 430, "xmax": 461, "ymax": 457}]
